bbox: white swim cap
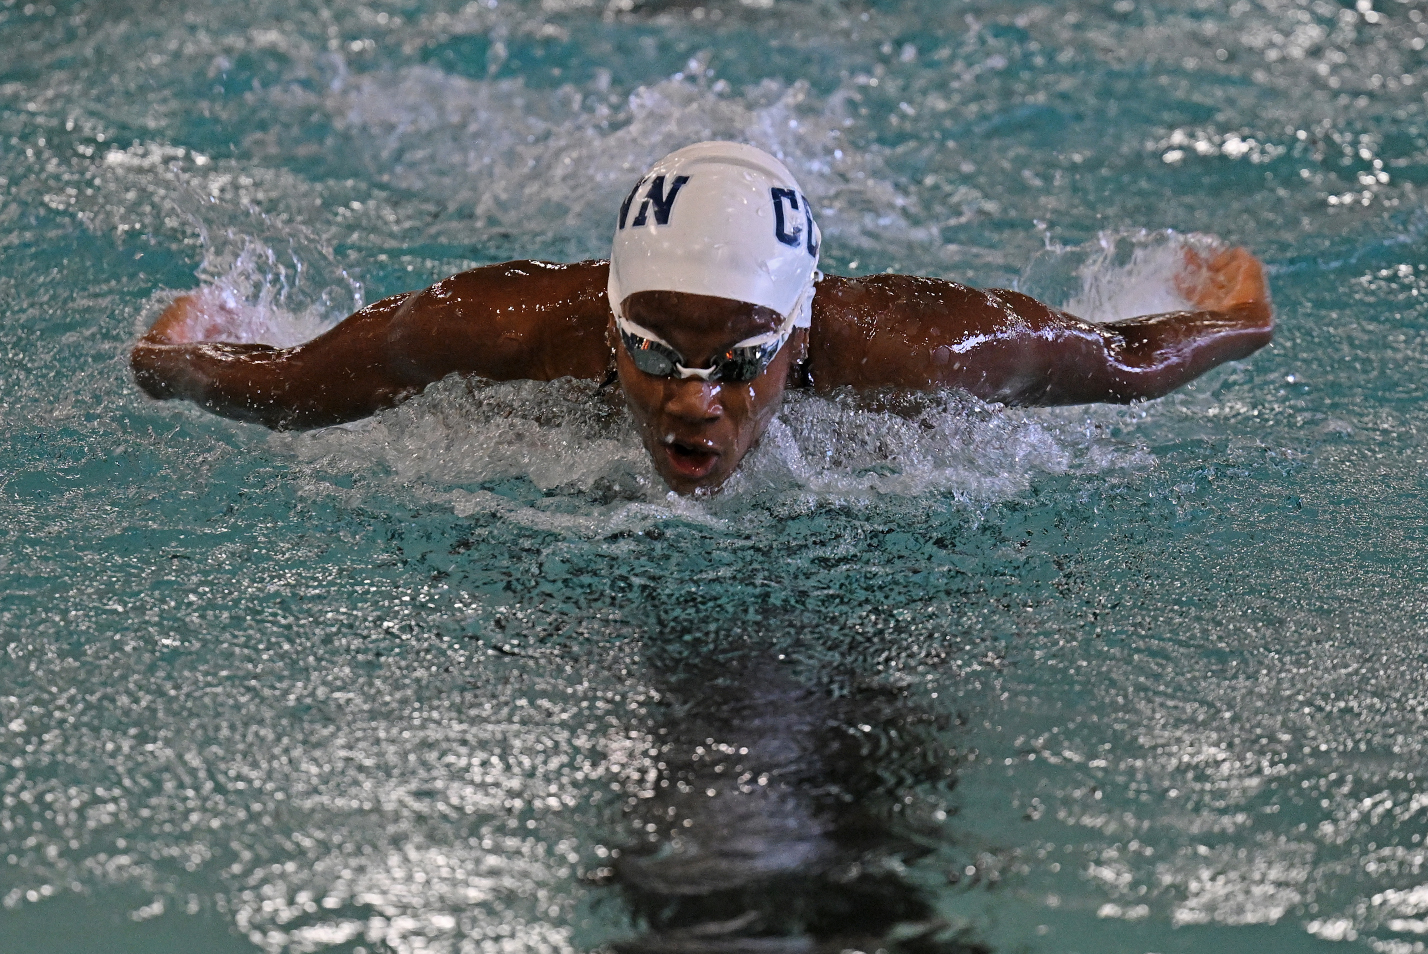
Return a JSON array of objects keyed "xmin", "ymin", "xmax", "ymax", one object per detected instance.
[{"xmin": 608, "ymin": 141, "xmax": 822, "ymax": 329}]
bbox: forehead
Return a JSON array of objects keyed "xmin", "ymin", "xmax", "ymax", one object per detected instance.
[{"xmin": 623, "ymin": 291, "xmax": 781, "ymax": 346}]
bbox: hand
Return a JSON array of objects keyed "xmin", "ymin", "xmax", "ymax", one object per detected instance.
[
  {"xmin": 1174, "ymin": 246, "xmax": 1271, "ymax": 314},
  {"xmin": 139, "ymin": 291, "xmax": 239, "ymax": 345}
]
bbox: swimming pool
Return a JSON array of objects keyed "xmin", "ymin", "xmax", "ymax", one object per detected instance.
[{"xmin": 3, "ymin": 0, "xmax": 1426, "ymax": 950}]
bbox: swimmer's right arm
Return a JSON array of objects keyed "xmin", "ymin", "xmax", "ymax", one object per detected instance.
[
  {"xmin": 130, "ymin": 260, "xmax": 613, "ymax": 429},
  {"xmin": 809, "ymin": 247, "xmax": 1274, "ymax": 405}
]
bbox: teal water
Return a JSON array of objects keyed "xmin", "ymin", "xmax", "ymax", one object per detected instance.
[{"xmin": 3, "ymin": 1, "xmax": 1427, "ymax": 952}]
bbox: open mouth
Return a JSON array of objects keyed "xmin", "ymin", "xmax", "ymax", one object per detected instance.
[{"xmin": 662, "ymin": 439, "xmax": 721, "ymax": 480}]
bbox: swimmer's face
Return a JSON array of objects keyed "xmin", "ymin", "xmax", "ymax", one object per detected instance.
[{"xmin": 615, "ymin": 291, "xmax": 802, "ymax": 495}]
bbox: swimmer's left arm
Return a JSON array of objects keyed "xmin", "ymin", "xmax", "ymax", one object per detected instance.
[{"xmin": 809, "ymin": 247, "xmax": 1273, "ymax": 405}]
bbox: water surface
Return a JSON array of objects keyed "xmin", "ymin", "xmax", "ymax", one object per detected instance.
[{"xmin": 3, "ymin": 1, "xmax": 1427, "ymax": 952}]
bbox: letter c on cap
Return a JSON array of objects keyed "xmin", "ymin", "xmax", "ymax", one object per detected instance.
[{"xmin": 771, "ymin": 187, "xmax": 802, "ymax": 247}]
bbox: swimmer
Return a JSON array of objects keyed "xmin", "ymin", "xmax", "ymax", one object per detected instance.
[{"xmin": 131, "ymin": 141, "xmax": 1273, "ymax": 494}]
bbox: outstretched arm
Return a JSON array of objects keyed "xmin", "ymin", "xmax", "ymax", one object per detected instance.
[
  {"xmin": 130, "ymin": 261, "xmax": 612, "ymax": 429},
  {"xmin": 808, "ymin": 247, "xmax": 1273, "ymax": 405}
]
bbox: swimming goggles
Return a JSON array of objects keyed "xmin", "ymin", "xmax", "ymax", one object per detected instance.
[{"xmin": 615, "ymin": 306, "xmax": 798, "ymax": 383}]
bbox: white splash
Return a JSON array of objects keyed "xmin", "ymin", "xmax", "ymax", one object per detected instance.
[
  {"xmin": 1019, "ymin": 229, "xmax": 1220, "ymax": 323},
  {"xmin": 156, "ymin": 239, "xmax": 348, "ymax": 347}
]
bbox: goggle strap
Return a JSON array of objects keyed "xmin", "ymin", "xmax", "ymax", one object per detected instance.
[
  {"xmin": 614, "ymin": 306, "xmax": 798, "ymax": 355},
  {"xmin": 614, "ymin": 314, "xmax": 678, "ymax": 351}
]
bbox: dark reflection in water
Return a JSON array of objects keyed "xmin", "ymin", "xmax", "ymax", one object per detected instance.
[{"xmin": 602, "ymin": 653, "xmax": 991, "ymax": 954}]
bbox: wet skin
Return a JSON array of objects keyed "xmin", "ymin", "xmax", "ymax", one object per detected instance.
[{"xmin": 131, "ymin": 248, "xmax": 1273, "ymax": 492}]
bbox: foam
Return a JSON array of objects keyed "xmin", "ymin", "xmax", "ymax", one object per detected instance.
[{"xmin": 270, "ymin": 369, "xmax": 1156, "ymax": 542}]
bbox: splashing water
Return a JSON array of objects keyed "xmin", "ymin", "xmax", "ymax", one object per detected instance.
[{"xmin": 4, "ymin": 1, "xmax": 1428, "ymax": 953}]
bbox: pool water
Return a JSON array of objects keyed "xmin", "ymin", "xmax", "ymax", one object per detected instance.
[{"xmin": 3, "ymin": 1, "xmax": 1427, "ymax": 951}]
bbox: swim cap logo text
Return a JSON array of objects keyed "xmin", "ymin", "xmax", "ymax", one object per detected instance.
[
  {"xmin": 771, "ymin": 187, "xmax": 819, "ymax": 258},
  {"xmin": 619, "ymin": 175, "xmax": 691, "ymax": 229}
]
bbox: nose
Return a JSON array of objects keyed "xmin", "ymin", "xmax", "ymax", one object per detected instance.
[{"xmin": 663, "ymin": 378, "xmax": 723, "ymax": 423}]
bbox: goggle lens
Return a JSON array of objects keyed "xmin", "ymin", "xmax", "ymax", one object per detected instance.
[
  {"xmin": 712, "ymin": 347, "xmax": 773, "ymax": 383},
  {"xmin": 624, "ymin": 337, "xmax": 678, "ymax": 377}
]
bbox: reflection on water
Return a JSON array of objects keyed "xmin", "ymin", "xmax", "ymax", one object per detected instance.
[{"xmin": 602, "ymin": 652, "xmax": 989, "ymax": 954}]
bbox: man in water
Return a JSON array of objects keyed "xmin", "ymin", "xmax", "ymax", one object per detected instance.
[{"xmin": 131, "ymin": 141, "xmax": 1272, "ymax": 495}]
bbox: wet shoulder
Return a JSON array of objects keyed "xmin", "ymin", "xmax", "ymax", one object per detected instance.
[
  {"xmin": 811, "ymin": 273, "xmax": 993, "ymax": 326},
  {"xmin": 806, "ymin": 273, "xmax": 1002, "ymax": 389},
  {"xmin": 436, "ymin": 259, "xmax": 610, "ymax": 317},
  {"xmin": 398, "ymin": 259, "xmax": 612, "ymax": 382}
]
